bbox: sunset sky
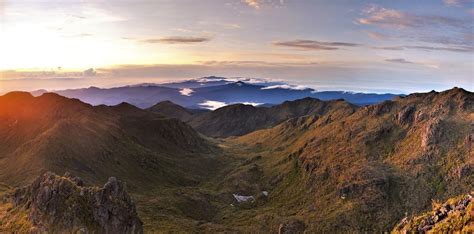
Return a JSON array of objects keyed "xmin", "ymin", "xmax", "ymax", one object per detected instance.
[{"xmin": 0, "ymin": 0, "xmax": 473, "ymax": 93}]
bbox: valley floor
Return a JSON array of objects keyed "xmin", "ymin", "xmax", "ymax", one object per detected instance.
[{"xmin": 132, "ymin": 139, "xmax": 300, "ymax": 232}]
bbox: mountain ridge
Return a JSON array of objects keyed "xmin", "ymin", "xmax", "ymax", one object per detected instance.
[
  {"xmin": 149, "ymin": 97, "xmax": 358, "ymax": 137},
  {"xmin": 0, "ymin": 91, "xmax": 218, "ymax": 187}
]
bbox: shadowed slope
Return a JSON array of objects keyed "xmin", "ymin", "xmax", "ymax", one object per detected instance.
[
  {"xmin": 0, "ymin": 92, "xmax": 217, "ymax": 188},
  {"xmin": 146, "ymin": 100, "xmax": 196, "ymax": 121},
  {"xmin": 149, "ymin": 97, "xmax": 358, "ymax": 138}
]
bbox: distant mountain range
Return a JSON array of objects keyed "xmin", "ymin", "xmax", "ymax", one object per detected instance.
[{"xmin": 31, "ymin": 76, "xmax": 400, "ymax": 109}]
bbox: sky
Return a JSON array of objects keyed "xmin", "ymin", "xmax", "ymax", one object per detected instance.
[{"xmin": 0, "ymin": 0, "xmax": 473, "ymax": 93}]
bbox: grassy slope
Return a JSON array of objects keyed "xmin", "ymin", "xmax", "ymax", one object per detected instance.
[
  {"xmin": 224, "ymin": 88, "xmax": 474, "ymax": 232},
  {"xmin": 0, "ymin": 88, "xmax": 472, "ymax": 232},
  {"xmin": 183, "ymin": 98, "xmax": 357, "ymax": 138}
]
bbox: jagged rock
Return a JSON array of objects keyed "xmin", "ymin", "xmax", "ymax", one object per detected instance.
[
  {"xmin": 414, "ymin": 110, "xmax": 428, "ymax": 123},
  {"xmin": 421, "ymin": 118, "xmax": 442, "ymax": 149},
  {"xmin": 366, "ymin": 100, "xmax": 394, "ymax": 116},
  {"xmin": 395, "ymin": 193, "xmax": 473, "ymax": 233},
  {"xmin": 10, "ymin": 172, "xmax": 143, "ymax": 233},
  {"xmin": 396, "ymin": 105, "xmax": 415, "ymax": 125},
  {"xmin": 278, "ymin": 219, "xmax": 306, "ymax": 234},
  {"xmin": 465, "ymin": 133, "xmax": 474, "ymax": 145}
]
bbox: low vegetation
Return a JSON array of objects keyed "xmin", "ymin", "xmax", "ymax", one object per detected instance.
[{"xmin": 0, "ymin": 88, "xmax": 472, "ymax": 232}]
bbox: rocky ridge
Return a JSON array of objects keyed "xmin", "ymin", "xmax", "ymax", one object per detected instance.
[
  {"xmin": 1, "ymin": 172, "xmax": 143, "ymax": 233},
  {"xmin": 393, "ymin": 192, "xmax": 474, "ymax": 233}
]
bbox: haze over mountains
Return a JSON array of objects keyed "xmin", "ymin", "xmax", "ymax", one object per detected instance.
[
  {"xmin": 0, "ymin": 87, "xmax": 472, "ymax": 232},
  {"xmin": 31, "ymin": 76, "xmax": 399, "ymax": 109}
]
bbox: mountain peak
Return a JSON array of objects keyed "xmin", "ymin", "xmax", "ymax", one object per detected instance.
[
  {"xmin": 442, "ymin": 86, "xmax": 470, "ymax": 96},
  {"xmin": 1, "ymin": 91, "xmax": 34, "ymax": 100},
  {"xmin": 147, "ymin": 100, "xmax": 193, "ymax": 120},
  {"xmin": 112, "ymin": 102, "xmax": 144, "ymax": 113},
  {"xmin": 155, "ymin": 100, "xmax": 178, "ymax": 106},
  {"xmin": 38, "ymin": 92, "xmax": 68, "ymax": 99},
  {"xmin": 233, "ymin": 81, "xmax": 247, "ymax": 86}
]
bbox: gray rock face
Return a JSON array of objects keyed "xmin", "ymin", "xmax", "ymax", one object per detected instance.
[
  {"xmin": 396, "ymin": 105, "xmax": 415, "ymax": 125},
  {"xmin": 415, "ymin": 194, "xmax": 472, "ymax": 232},
  {"xmin": 421, "ymin": 118, "xmax": 442, "ymax": 149},
  {"xmin": 11, "ymin": 172, "xmax": 143, "ymax": 233},
  {"xmin": 366, "ymin": 100, "xmax": 394, "ymax": 116}
]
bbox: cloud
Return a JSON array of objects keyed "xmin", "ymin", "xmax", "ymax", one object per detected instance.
[
  {"xmin": 405, "ymin": 45, "xmax": 474, "ymax": 52},
  {"xmin": 443, "ymin": 0, "xmax": 460, "ymax": 6},
  {"xmin": 261, "ymin": 84, "xmax": 311, "ymax": 91},
  {"xmin": 244, "ymin": 0, "xmax": 261, "ymax": 9},
  {"xmin": 140, "ymin": 36, "xmax": 211, "ymax": 44},
  {"xmin": 83, "ymin": 68, "xmax": 96, "ymax": 77},
  {"xmin": 372, "ymin": 46, "xmax": 405, "ymax": 51},
  {"xmin": 239, "ymin": 102, "xmax": 263, "ymax": 106},
  {"xmin": 374, "ymin": 45, "xmax": 473, "ymax": 53},
  {"xmin": 443, "ymin": 0, "xmax": 470, "ymax": 7},
  {"xmin": 359, "ymin": 5, "xmax": 473, "ymax": 53},
  {"xmin": 385, "ymin": 58, "xmax": 439, "ymax": 69},
  {"xmin": 198, "ymin": 100, "xmax": 262, "ymax": 110},
  {"xmin": 69, "ymin": 6, "xmax": 126, "ymax": 24},
  {"xmin": 273, "ymin": 40, "xmax": 360, "ymax": 50},
  {"xmin": 385, "ymin": 58, "xmax": 415, "ymax": 64},
  {"xmin": 197, "ymin": 21, "xmax": 242, "ymax": 30},
  {"xmin": 194, "ymin": 76, "xmax": 283, "ymax": 86},
  {"xmin": 366, "ymin": 31, "xmax": 388, "ymax": 40},
  {"xmin": 198, "ymin": 60, "xmax": 318, "ymax": 67},
  {"xmin": 179, "ymin": 88, "xmax": 194, "ymax": 96},
  {"xmin": 242, "ymin": 0, "xmax": 285, "ymax": 9},
  {"xmin": 199, "ymin": 100, "xmax": 227, "ymax": 110},
  {"xmin": 358, "ymin": 5, "xmax": 468, "ymax": 29}
]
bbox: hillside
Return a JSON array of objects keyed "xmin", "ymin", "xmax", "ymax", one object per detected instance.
[
  {"xmin": 0, "ymin": 92, "xmax": 217, "ymax": 188},
  {"xmin": 228, "ymin": 87, "xmax": 473, "ymax": 232},
  {"xmin": 147, "ymin": 100, "xmax": 207, "ymax": 122},
  {"xmin": 150, "ymin": 97, "xmax": 358, "ymax": 138}
]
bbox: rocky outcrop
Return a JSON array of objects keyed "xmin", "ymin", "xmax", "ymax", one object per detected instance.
[
  {"xmin": 394, "ymin": 193, "xmax": 473, "ymax": 233},
  {"xmin": 365, "ymin": 100, "xmax": 394, "ymax": 116},
  {"xmin": 10, "ymin": 172, "xmax": 143, "ymax": 233},
  {"xmin": 396, "ymin": 105, "xmax": 415, "ymax": 125},
  {"xmin": 421, "ymin": 118, "xmax": 442, "ymax": 149}
]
